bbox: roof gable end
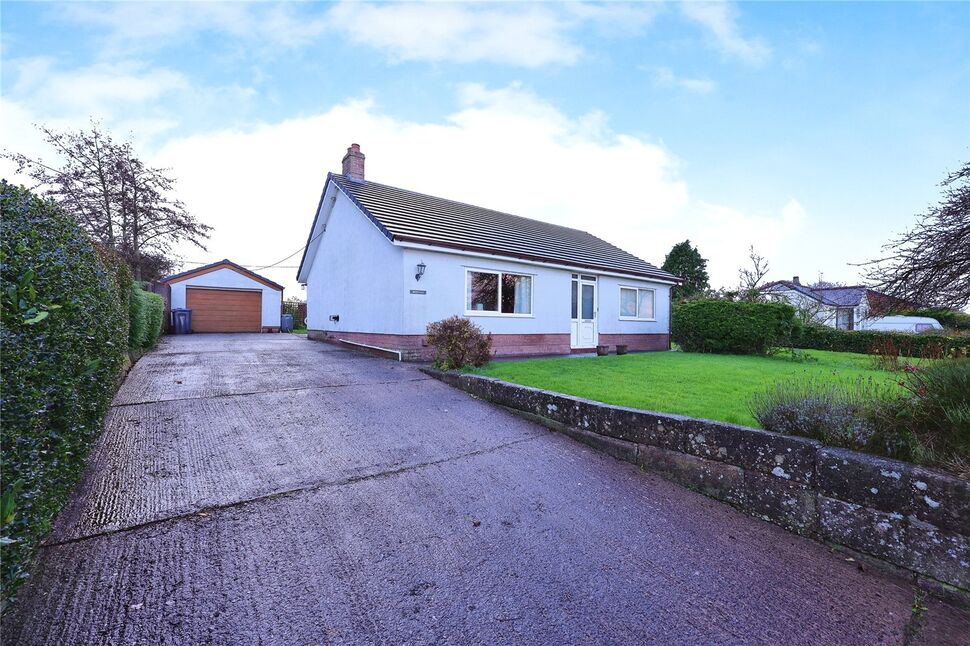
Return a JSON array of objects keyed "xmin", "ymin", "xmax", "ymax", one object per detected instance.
[{"xmin": 163, "ymin": 259, "xmax": 283, "ymax": 291}]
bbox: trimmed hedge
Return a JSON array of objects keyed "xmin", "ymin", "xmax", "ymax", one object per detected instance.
[
  {"xmin": 796, "ymin": 324, "xmax": 970, "ymax": 357},
  {"xmin": 0, "ymin": 183, "xmax": 129, "ymax": 609},
  {"xmin": 671, "ymin": 299, "xmax": 797, "ymax": 355},
  {"xmin": 129, "ymin": 285, "xmax": 164, "ymax": 351}
]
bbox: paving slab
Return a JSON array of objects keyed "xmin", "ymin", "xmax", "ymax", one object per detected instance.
[{"xmin": 5, "ymin": 334, "xmax": 969, "ymax": 645}]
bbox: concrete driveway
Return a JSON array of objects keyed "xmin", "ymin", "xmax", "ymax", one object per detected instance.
[{"xmin": 5, "ymin": 334, "xmax": 969, "ymax": 645}]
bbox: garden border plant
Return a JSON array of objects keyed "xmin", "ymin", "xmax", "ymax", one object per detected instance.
[{"xmin": 425, "ymin": 315, "xmax": 493, "ymax": 370}]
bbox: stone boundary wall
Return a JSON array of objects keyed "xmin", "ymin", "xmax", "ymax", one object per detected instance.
[{"xmin": 424, "ymin": 370, "xmax": 970, "ymax": 599}]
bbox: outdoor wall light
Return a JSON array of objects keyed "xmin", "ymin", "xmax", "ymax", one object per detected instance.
[{"xmin": 415, "ymin": 262, "xmax": 427, "ymax": 281}]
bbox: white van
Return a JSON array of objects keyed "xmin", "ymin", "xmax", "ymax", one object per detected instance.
[{"xmin": 857, "ymin": 315, "xmax": 944, "ymax": 333}]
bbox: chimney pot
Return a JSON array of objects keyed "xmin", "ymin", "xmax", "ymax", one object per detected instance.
[
  {"xmin": 342, "ymin": 144, "xmax": 365, "ymax": 182},
  {"xmin": 792, "ymin": 276, "xmax": 800, "ymax": 285}
]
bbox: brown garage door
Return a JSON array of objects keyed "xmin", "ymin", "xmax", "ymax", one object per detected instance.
[{"xmin": 186, "ymin": 287, "xmax": 261, "ymax": 332}]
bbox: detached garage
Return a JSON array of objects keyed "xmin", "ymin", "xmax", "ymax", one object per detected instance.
[{"xmin": 163, "ymin": 259, "xmax": 284, "ymax": 333}]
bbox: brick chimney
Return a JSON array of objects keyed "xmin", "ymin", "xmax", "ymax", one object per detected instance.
[
  {"xmin": 792, "ymin": 276, "xmax": 801, "ymax": 285},
  {"xmin": 341, "ymin": 143, "xmax": 365, "ymax": 182}
]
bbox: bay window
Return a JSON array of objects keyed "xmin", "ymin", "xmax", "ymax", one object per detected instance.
[{"xmin": 466, "ymin": 269, "xmax": 532, "ymax": 316}]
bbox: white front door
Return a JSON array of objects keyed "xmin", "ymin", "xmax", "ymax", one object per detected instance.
[{"xmin": 570, "ymin": 274, "xmax": 598, "ymax": 349}]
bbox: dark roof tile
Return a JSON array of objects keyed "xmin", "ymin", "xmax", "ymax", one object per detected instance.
[{"xmin": 329, "ymin": 174, "xmax": 679, "ymax": 282}]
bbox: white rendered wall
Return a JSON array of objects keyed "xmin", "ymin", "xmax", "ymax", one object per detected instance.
[
  {"xmin": 399, "ymin": 247, "xmax": 671, "ymax": 336},
  {"xmin": 169, "ymin": 267, "xmax": 283, "ymax": 327},
  {"xmin": 304, "ymin": 190, "xmax": 406, "ymax": 332}
]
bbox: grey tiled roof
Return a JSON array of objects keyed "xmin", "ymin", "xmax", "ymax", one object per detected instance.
[
  {"xmin": 326, "ymin": 174, "xmax": 680, "ymax": 282},
  {"xmin": 813, "ymin": 287, "xmax": 867, "ymax": 306},
  {"xmin": 761, "ymin": 281, "xmax": 866, "ymax": 306}
]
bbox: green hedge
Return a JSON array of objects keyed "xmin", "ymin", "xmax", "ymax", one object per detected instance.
[
  {"xmin": 0, "ymin": 182, "xmax": 129, "ymax": 609},
  {"xmin": 671, "ymin": 299, "xmax": 797, "ymax": 355},
  {"xmin": 796, "ymin": 325, "xmax": 970, "ymax": 357},
  {"xmin": 129, "ymin": 285, "xmax": 164, "ymax": 351}
]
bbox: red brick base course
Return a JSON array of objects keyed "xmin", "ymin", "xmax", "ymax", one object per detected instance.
[
  {"xmin": 598, "ymin": 333, "xmax": 670, "ymax": 352},
  {"xmin": 308, "ymin": 330, "xmax": 670, "ymax": 361}
]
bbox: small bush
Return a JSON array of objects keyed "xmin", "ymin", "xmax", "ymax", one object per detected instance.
[
  {"xmin": 751, "ymin": 379, "xmax": 895, "ymax": 452},
  {"xmin": 1, "ymin": 182, "xmax": 128, "ymax": 608},
  {"xmin": 671, "ymin": 299, "xmax": 797, "ymax": 355},
  {"xmin": 893, "ymin": 360, "xmax": 970, "ymax": 474},
  {"xmin": 797, "ymin": 324, "xmax": 969, "ymax": 358},
  {"xmin": 425, "ymin": 316, "xmax": 493, "ymax": 370},
  {"xmin": 869, "ymin": 336, "xmax": 946, "ymax": 371}
]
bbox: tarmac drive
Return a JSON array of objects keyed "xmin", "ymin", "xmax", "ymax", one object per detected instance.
[{"xmin": 4, "ymin": 334, "xmax": 969, "ymax": 645}]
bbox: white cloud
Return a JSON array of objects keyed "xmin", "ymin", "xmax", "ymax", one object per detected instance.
[
  {"xmin": 9, "ymin": 58, "xmax": 188, "ymax": 117},
  {"xmin": 3, "ymin": 78, "xmax": 807, "ymax": 294},
  {"xmin": 681, "ymin": 1, "xmax": 770, "ymax": 65},
  {"xmin": 1, "ymin": 58, "xmax": 257, "ymax": 149},
  {"xmin": 59, "ymin": 2, "xmax": 331, "ymax": 53},
  {"xmin": 652, "ymin": 67, "xmax": 717, "ymax": 94},
  {"xmin": 678, "ymin": 199, "xmax": 807, "ymax": 288},
  {"xmin": 57, "ymin": 1, "xmax": 661, "ymax": 68},
  {"xmin": 326, "ymin": 3, "xmax": 577, "ymax": 67},
  {"xmin": 131, "ymin": 83, "xmax": 804, "ymax": 294}
]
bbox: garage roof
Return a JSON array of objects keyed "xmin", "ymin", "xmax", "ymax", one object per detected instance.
[{"xmin": 162, "ymin": 259, "xmax": 284, "ymax": 291}]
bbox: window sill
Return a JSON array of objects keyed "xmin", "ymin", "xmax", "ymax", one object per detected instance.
[
  {"xmin": 619, "ymin": 317, "xmax": 657, "ymax": 322},
  {"xmin": 465, "ymin": 311, "xmax": 534, "ymax": 319}
]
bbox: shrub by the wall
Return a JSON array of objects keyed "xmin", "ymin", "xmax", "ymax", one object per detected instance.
[
  {"xmin": 751, "ymin": 379, "xmax": 899, "ymax": 454},
  {"xmin": 750, "ymin": 362, "xmax": 970, "ymax": 478},
  {"xmin": 129, "ymin": 285, "xmax": 164, "ymax": 351},
  {"xmin": 797, "ymin": 324, "xmax": 970, "ymax": 357},
  {"xmin": 425, "ymin": 316, "xmax": 492, "ymax": 370},
  {"xmin": 0, "ymin": 182, "xmax": 128, "ymax": 609},
  {"xmin": 671, "ymin": 299, "xmax": 797, "ymax": 355}
]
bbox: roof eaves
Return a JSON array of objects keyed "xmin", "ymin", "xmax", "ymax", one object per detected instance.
[
  {"xmin": 297, "ymin": 173, "xmax": 335, "ymax": 282},
  {"xmin": 394, "ymin": 235, "xmax": 681, "ymax": 283}
]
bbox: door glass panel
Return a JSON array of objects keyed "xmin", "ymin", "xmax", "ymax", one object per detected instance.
[
  {"xmin": 571, "ymin": 281, "xmax": 578, "ymax": 319},
  {"xmin": 581, "ymin": 284, "xmax": 594, "ymax": 319}
]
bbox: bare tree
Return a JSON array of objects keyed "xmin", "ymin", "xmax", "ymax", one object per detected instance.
[
  {"xmin": 3, "ymin": 123, "xmax": 211, "ymax": 280},
  {"xmin": 738, "ymin": 245, "xmax": 770, "ymax": 300},
  {"xmin": 863, "ymin": 162, "xmax": 969, "ymax": 309}
]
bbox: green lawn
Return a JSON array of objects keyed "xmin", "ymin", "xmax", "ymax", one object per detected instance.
[{"xmin": 468, "ymin": 350, "xmax": 894, "ymax": 428}]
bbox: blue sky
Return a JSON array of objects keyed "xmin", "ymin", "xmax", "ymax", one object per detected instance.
[{"xmin": 2, "ymin": 1, "xmax": 968, "ymax": 294}]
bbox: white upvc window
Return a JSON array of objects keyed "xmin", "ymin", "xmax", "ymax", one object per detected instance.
[
  {"xmin": 465, "ymin": 269, "xmax": 533, "ymax": 317},
  {"xmin": 619, "ymin": 286, "xmax": 655, "ymax": 321}
]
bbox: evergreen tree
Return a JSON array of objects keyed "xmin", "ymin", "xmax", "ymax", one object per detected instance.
[{"xmin": 662, "ymin": 240, "xmax": 710, "ymax": 300}]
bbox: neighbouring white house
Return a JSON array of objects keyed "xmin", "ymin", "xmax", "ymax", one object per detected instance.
[
  {"xmin": 163, "ymin": 259, "xmax": 284, "ymax": 333},
  {"xmin": 759, "ymin": 277, "xmax": 934, "ymax": 331},
  {"xmin": 296, "ymin": 144, "xmax": 681, "ymax": 360}
]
